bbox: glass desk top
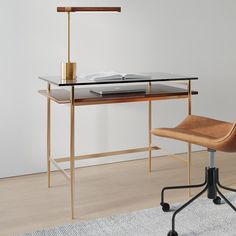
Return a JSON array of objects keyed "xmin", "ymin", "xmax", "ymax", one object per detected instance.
[{"xmin": 39, "ymin": 72, "xmax": 198, "ymax": 87}]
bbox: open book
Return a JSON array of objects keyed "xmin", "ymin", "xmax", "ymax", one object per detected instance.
[{"xmin": 79, "ymin": 72, "xmax": 151, "ymax": 82}]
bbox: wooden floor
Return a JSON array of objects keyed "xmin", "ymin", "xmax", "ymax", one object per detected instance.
[{"xmin": 1, "ymin": 151, "xmax": 236, "ymax": 236}]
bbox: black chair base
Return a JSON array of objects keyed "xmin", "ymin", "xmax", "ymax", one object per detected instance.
[
  {"xmin": 167, "ymin": 230, "xmax": 178, "ymax": 236},
  {"xmin": 160, "ymin": 167, "xmax": 236, "ymax": 236}
]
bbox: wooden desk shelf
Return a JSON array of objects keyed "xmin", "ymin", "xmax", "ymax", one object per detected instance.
[{"xmin": 39, "ymin": 83, "xmax": 198, "ymax": 106}]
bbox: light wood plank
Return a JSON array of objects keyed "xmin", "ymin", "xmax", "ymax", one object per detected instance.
[{"xmin": 0, "ymin": 151, "xmax": 236, "ymax": 235}]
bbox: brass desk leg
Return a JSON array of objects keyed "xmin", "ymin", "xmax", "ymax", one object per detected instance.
[
  {"xmin": 148, "ymin": 82, "xmax": 152, "ymax": 172},
  {"xmin": 188, "ymin": 143, "xmax": 192, "ymax": 196},
  {"xmin": 47, "ymin": 83, "xmax": 51, "ymax": 188},
  {"xmin": 70, "ymin": 86, "xmax": 75, "ymax": 219},
  {"xmin": 188, "ymin": 80, "xmax": 192, "ymax": 196}
]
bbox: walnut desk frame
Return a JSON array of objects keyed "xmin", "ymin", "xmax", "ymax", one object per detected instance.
[{"xmin": 38, "ymin": 73, "xmax": 198, "ymax": 219}]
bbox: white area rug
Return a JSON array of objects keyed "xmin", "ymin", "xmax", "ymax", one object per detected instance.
[{"xmin": 21, "ymin": 194, "xmax": 236, "ymax": 236}]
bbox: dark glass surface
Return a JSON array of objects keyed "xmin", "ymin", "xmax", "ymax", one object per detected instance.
[{"xmin": 39, "ymin": 72, "xmax": 198, "ymax": 87}]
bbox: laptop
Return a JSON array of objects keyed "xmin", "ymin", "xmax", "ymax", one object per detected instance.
[{"xmin": 90, "ymin": 86, "xmax": 146, "ymax": 95}]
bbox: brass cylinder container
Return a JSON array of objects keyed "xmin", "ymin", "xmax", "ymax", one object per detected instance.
[{"xmin": 61, "ymin": 62, "xmax": 77, "ymax": 80}]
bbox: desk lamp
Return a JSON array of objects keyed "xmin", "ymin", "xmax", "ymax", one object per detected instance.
[{"xmin": 57, "ymin": 7, "xmax": 121, "ymax": 81}]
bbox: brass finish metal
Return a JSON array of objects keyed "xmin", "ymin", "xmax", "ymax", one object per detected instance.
[
  {"xmin": 61, "ymin": 11, "xmax": 77, "ymax": 81},
  {"xmin": 54, "ymin": 146, "xmax": 160, "ymax": 163},
  {"xmin": 188, "ymin": 143, "xmax": 192, "ymax": 196},
  {"xmin": 70, "ymin": 86, "xmax": 75, "ymax": 219},
  {"xmin": 65, "ymin": 7, "xmax": 72, "ymax": 12},
  {"xmin": 50, "ymin": 158, "xmax": 71, "ymax": 181},
  {"xmin": 188, "ymin": 80, "xmax": 192, "ymax": 196},
  {"xmin": 148, "ymin": 82, "xmax": 152, "ymax": 172},
  {"xmin": 188, "ymin": 80, "xmax": 192, "ymax": 115},
  {"xmin": 58, "ymin": 6, "xmax": 121, "ymax": 80},
  {"xmin": 68, "ymin": 12, "xmax": 70, "ymax": 63},
  {"xmin": 47, "ymin": 83, "xmax": 51, "ymax": 188},
  {"xmin": 41, "ymin": 79, "xmax": 196, "ymax": 218},
  {"xmin": 61, "ymin": 62, "xmax": 77, "ymax": 81}
]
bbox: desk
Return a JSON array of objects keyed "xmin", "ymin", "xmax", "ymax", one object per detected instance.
[{"xmin": 38, "ymin": 72, "xmax": 198, "ymax": 218}]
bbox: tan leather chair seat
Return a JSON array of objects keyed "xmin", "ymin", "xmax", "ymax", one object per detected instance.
[{"xmin": 152, "ymin": 115, "xmax": 236, "ymax": 152}]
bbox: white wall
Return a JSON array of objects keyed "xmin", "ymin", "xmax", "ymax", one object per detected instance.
[{"xmin": 1, "ymin": 0, "xmax": 236, "ymax": 178}]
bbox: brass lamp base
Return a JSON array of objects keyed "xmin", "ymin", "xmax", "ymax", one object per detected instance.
[{"xmin": 61, "ymin": 62, "xmax": 77, "ymax": 81}]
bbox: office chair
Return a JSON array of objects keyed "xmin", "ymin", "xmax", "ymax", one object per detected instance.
[{"xmin": 152, "ymin": 115, "xmax": 236, "ymax": 236}]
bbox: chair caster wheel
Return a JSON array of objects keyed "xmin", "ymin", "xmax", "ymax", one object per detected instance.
[
  {"xmin": 161, "ymin": 202, "xmax": 170, "ymax": 212},
  {"xmin": 167, "ymin": 230, "xmax": 178, "ymax": 236},
  {"xmin": 213, "ymin": 196, "xmax": 221, "ymax": 205}
]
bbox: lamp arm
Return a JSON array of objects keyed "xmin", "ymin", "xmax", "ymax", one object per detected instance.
[{"xmin": 57, "ymin": 7, "xmax": 121, "ymax": 13}]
